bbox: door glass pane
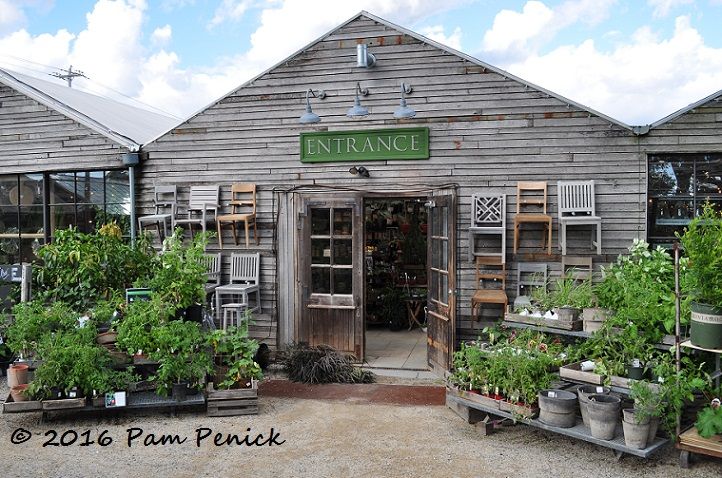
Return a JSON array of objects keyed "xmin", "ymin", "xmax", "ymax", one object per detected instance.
[
  {"xmin": 431, "ymin": 239, "xmax": 441, "ymax": 269},
  {"xmin": 311, "ymin": 267, "xmax": 330, "ymax": 294},
  {"xmin": 0, "ymin": 176, "xmax": 17, "ymax": 206},
  {"xmin": 0, "ymin": 237, "xmax": 19, "ymax": 264},
  {"xmin": 430, "ymin": 269, "xmax": 439, "ymax": 301},
  {"xmin": 311, "ymin": 208, "xmax": 330, "ymax": 235},
  {"xmin": 441, "ymin": 273, "xmax": 449, "ymax": 305},
  {"xmin": 311, "ymin": 238, "xmax": 331, "ymax": 264},
  {"xmin": 19, "ymin": 206, "xmax": 43, "ymax": 234},
  {"xmin": 697, "ymin": 156, "xmax": 722, "ymax": 197},
  {"xmin": 333, "ymin": 268, "xmax": 352, "ymax": 295},
  {"xmin": 333, "ymin": 208, "xmax": 352, "ymax": 235},
  {"xmin": 75, "ymin": 171, "xmax": 104, "ymax": 205},
  {"xmin": 0, "ymin": 205, "xmax": 18, "ymax": 231},
  {"xmin": 50, "ymin": 205, "xmax": 76, "ymax": 233},
  {"xmin": 432, "ymin": 207, "xmax": 441, "ymax": 236},
  {"xmin": 441, "ymin": 206, "xmax": 448, "ymax": 236},
  {"xmin": 77, "ymin": 204, "xmax": 98, "ymax": 233},
  {"xmin": 334, "ymin": 239, "xmax": 352, "ymax": 265}
]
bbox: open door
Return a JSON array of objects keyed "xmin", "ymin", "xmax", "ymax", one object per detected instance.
[
  {"xmin": 426, "ymin": 193, "xmax": 457, "ymax": 373},
  {"xmin": 298, "ymin": 196, "xmax": 364, "ymax": 359}
]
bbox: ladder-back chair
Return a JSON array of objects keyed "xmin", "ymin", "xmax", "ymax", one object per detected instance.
[
  {"xmin": 471, "ymin": 256, "xmax": 508, "ymax": 321},
  {"xmin": 215, "ymin": 252, "xmax": 261, "ymax": 322},
  {"xmin": 513, "ymin": 181, "xmax": 552, "ymax": 254},
  {"xmin": 174, "ymin": 185, "xmax": 220, "ymax": 238},
  {"xmin": 216, "ymin": 183, "xmax": 258, "ymax": 249}
]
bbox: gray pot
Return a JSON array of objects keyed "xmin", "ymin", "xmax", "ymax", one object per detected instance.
[
  {"xmin": 538, "ymin": 389, "xmax": 577, "ymax": 428},
  {"xmin": 647, "ymin": 416, "xmax": 660, "ymax": 444},
  {"xmin": 587, "ymin": 394, "xmax": 620, "ymax": 440},
  {"xmin": 577, "ymin": 385, "xmax": 611, "ymax": 427},
  {"xmin": 622, "ymin": 408, "xmax": 651, "ymax": 449}
]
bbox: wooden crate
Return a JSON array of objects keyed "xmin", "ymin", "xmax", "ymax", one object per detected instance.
[
  {"xmin": 505, "ymin": 310, "xmax": 582, "ymax": 331},
  {"xmin": 207, "ymin": 384, "xmax": 258, "ymax": 417},
  {"xmin": 499, "ymin": 399, "xmax": 539, "ymax": 419},
  {"xmin": 41, "ymin": 397, "xmax": 86, "ymax": 410},
  {"xmin": 3, "ymin": 393, "xmax": 42, "ymax": 413},
  {"xmin": 559, "ymin": 361, "xmax": 604, "ymax": 384},
  {"xmin": 450, "ymin": 387, "xmax": 500, "ymax": 410}
]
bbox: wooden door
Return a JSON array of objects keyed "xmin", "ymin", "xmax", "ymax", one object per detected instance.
[
  {"xmin": 299, "ymin": 196, "xmax": 364, "ymax": 359},
  {"xmin": 426, "ymin": 193, "xmax": 457, "ymax": 373}
]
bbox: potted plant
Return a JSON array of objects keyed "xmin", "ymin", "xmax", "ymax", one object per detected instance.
[
  {"xmin": 695, "ymin": 397, "xmax": 722, "ymax": 438},
  {"xmin": 678, "ymin": 202, "xmax": 722, "ymax": 349},
  {"xmin": 629, "ymin": 379, "xmax": 664, "ymax": 444},
  {"xmin": 207, "ymin": 325, "xmax": 263, "ymax": 389},
  {"xmin": 149, "ymin": 320, "xmax": 212, "ymax": 399},
  {"xmin": 115, "ymin": 296, "xmax": 168, "ymax": 358}
]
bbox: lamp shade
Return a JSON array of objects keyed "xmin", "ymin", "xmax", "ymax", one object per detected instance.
[{"xmin": 393, "ymin": 98, "xmax": 416, "ymax": 119}]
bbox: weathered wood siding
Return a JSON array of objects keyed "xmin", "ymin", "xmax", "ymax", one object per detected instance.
[
  {"xmin": 641, "ymin": 102, "xmax": 722, "ymax": 155},
  {"xmin": 141, "ymin": 16, "xmax": 647, "ymax": 346},
  {"xmin": 0, "ymin": 85, "xmax": 128, "ymax": 173}
]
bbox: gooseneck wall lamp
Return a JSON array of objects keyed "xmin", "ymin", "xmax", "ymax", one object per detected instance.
[
  {"xmin": 299, "ymin": 88, "xmax": 326, "ymax": 124},
  {"xmin": 393, "ymin": 82, "xmax": 416, "ymax": 119},
  {"xmin": 346, "ymin": 82, "xmax": 370, "ymax": 118}
]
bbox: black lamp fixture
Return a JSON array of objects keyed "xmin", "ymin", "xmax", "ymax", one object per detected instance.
[
  {"xmin": 349, "ymin": 165, "xmax": 370, "ymax": 178},
  {"xmin": 299, "ymin": 88, "xmax": 326, "ymax": 124},
  {"xmin": 347, "ymin": 83, "xmax": 370, "ymax": 118}
]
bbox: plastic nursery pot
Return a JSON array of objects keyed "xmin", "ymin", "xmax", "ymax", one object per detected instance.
[
  {"xmin": 587, "ymin": 394, "xmax": 621, "ymax": 441},
  {"xmin": 172, "ymin": 383, "xmax": 190, "ymax": 402},
  {"xmin": 622, "ymin": 408, "xmax": 651, "ymax": 450},
  {"xmin": 690, "ymin": 302, "xmax": 722, "ymax": 350},
  {"xmin": 538, "ymin": 389, "xmax": 577, "ymax": 428},
  {"xmin": 7, "ymin": 363, "xmax": 29, "ymax": 388},
  {"xmin": 626, "ymin": 365, "xmax": 645, "ymax": 380},
  {"xmin": 10, "ymin": 384, "xmax": 30, "ymax": 402},
  {"xmin": 577, "ymin": 385, "xmax": 611, "ymax": 428}
]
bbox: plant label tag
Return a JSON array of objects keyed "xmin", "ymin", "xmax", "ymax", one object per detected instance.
[
  {"xmin": 596, "ymin": 387, "xmax": 604, "ymax": 393},
  {"xmin": 548, "ymin": 391, "xmax": 557, "ymax": 398},
  {"xmin": 632, "ymin": 359, "xmax": 641, "ymax": 367},
  {"xmin": 580, "ymin": 360, "xmax": 595, "ymax": 371},
  {"xmin": 105, "ymin": 391, "xmax": 127, "ymax": 408}
]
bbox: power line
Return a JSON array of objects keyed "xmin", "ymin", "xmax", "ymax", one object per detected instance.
[{"xmin": 49, "ymin": 65, "xmax": 87, "ymax": 87}]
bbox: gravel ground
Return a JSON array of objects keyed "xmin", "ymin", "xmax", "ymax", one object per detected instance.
[{"xmin": 1, "ymin": 376, "xmax": 721, "ymax": 478}]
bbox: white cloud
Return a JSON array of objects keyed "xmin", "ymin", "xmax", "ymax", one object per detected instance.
[
  {"xmin": 502, "ymin": 15, "xmax": 722, "ymax": 124},
  {"xmin": 0, "ymin": 0, "xmax": 26, "ymax": 35},
  {"xmin": 151, "ymin": 24, "xmax": 172, "ymax": 47},
  {"xmin": 208, "ymin": 0, "xmax": 253, "ymax": 29},
  {"xmin": 419, "ymin": 25, "xmax": 462, "ymax": 50},
  {"xmin": 647, "ymin": 0, "xmax": 694, "ymax": 18}
]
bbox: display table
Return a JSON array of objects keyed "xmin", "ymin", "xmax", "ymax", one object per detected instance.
[{"xmin": 446, "ymin": 388, "xmax": 669, "ymax": 459}]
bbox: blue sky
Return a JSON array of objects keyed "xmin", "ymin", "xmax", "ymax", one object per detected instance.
[{"xmin": 2, "ymin": 1, "xmax": 722, "ymax": 125}]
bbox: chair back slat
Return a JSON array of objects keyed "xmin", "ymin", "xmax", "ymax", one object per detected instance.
[
  {"xmin": 471, "ymin": 195, "xmax": 505, "ymax": 227},
  {"xmin": 230, "ymin": 183, "xmax": 257, "ymax": 215},
  {"xmin": 516, "ymin": 181, "xmax": 548, "ymax": 214},
  {"xmin": 558, "ymin": 180, "xmax": 596, "ymax": 218},
  {"xmin": 202, "ymin": 253, "xmax": 222, "ymax": 286},
  {"xmin": 188, "ymin": 185, "xmax": 219, "ymax": 210},
  {"xmin": 230, "ymin": 252, "xmax": 260, "ymax": 284}
]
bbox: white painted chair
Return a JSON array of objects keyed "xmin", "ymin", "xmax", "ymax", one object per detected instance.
[
  {"xmin": 174, "ymin": 185, "xmax": 220, "ymax": 238},
  {"xmin": 557, "ymin": 180, "xmax": 602, "ymax": 255},
  {"xmin": 137, "ymin": 185, "xmax": 176, "ymax": 240},
  {"xmin": 202, "ymin": 252, "xmax": 222, "ymax": 306},
  {"xmin": 215, "ymin": 253, "xmax": 261, "ymax": 322},
  {"xmin": 513, "ymin": 263, "xmax": 548, "ymax": 309},
  {"xmin": 468, "ymin": 194, "xmax": 506, "ymax": 263},
  {"xmin": 222, "ymin": 302, "xmax": 249, "ymax": 332}
]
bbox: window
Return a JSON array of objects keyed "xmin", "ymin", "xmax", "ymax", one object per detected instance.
[
  {"xmin": 0, "ymin": 170, "xmax": 130, "ymax": 263},
  {"xmin": 648, "ymin": 154, "xmax": 722, "ymax": 246},
  {"xmin": 309, "ymin": 207, "xmax": 353, "ymax": 295}
]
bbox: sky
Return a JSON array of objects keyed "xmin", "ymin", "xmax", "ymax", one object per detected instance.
[{"xmin": 1, "ymin": 0, "xmax": 722, "ymax": 125}]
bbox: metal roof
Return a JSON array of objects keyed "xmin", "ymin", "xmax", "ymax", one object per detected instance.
[
  {"xmin": 646, "ymin": 88, "xmax": 722, "ymax": 131},
  {"xmin": 145, "ymin": 10, "xmax": 636, "ymax": 144},
  {"xmin": 0, "ymin": 67, "xmax": 180, "ymax": 151}
]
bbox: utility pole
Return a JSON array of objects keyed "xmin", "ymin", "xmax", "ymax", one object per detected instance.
[{"xmin": 50, "ymin": 65, "xmax": 87, "ymax": 87}]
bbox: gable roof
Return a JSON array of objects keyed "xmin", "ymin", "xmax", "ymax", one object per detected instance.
[
  {"xmin": 646, "ymin": 88, "xmax": 722, "ymax": 131},
  {"xmin": 0, "ymin": 68, "xmax": 180, "ymax": 151},
  {"xmin": 146, "ymin": 10, "xmax": 635, "ymax": 144}
]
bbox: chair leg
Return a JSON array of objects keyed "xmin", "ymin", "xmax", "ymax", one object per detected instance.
[
  {"xmin": 546, "ymin": 220, "xmax": 552, "ymax": 255},
  {"xmin": 596, "ymin": 223, "xmax": 602, "ymax": 255},
  {"xmin": 231, "ymin": 221, "xmax": 238, "ymax": 246},
  {"xmin": 254, "ymin": 219, "xmax": 259, "ymax": 245},
  {"xmin": 560, "ymin": 224, "xmax": 566, "ymax": 256},
  {"xmin": 244, "ymin": 220, "xmax": 250, "ymax": 248},
  {"xmin": 216, "ymin": 221, "xmax": 224, "ymax": 250},
  {"xmin": 513, "ymin": 222, "xmax": 519, "ymax": 254}
]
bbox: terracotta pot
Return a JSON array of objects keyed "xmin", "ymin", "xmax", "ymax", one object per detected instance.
[
  {"xmin": 10, "ymin": 384, "xmax": 29, "ymax": 402},
  {"xmin": 7, "ymin": 363, "xmax": 29, "ymax": 388}
]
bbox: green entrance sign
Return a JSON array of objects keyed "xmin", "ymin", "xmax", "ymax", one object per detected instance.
[{"xmin": 300, "ymin": 127, "xmax": 429, "ymax": 163}]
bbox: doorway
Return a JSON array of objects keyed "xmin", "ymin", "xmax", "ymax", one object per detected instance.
[{"xmin": 363, "ymin": 197, "xmax": 428, "ymax": 370}]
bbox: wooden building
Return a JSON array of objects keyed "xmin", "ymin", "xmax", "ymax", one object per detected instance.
[
  {"xmin": 129, "ymin": 12, "xmax": 722, "ymax": 369},
  {"xmin": 0, "ymin": 67, "xmax": 178, "ymax": 263}
]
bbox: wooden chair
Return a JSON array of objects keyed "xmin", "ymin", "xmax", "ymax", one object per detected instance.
[
  {"xmin": 471, "ymin": 256, "xmax": 508, "ymax": 321},
  {"xmin": 468, "ymin": 194, "xmax": 506, "ymax": 263},
  {"xmin": 561, "ymin": 256, "xmax": 593, "ymax": 281},
  {"xmin": 174, "ymin": 185, "xmax": 220, "ymax": 238},
  {"xmin": 137, "ymin": 185, "xmax": 176, "ymax": 240},
  {"xmin": 513, "ymin": 181, "xmax": 552, "ymax": 254},
  {"xmin": 513, "ymin": 263, "xmax": 548, "ymax": 309},
  {"xmin": 215, "ymin": 253, "xmax": 261, "ymax": 322},
  {"xmin": 557, "ymin": 180, "xmax": 602, "ymax": 255},
  {"xmin": 216, "ymin": 183, "xmax": 258, "ymax": 249}
]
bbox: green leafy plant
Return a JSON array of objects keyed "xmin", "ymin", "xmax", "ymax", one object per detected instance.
[
  {"xmin": 6, "ymin": 300, "xmax": 78, "ymax": 356},
  {"xmin": 149, "ymin": 320, "xmax": 212, "ymax": 396},
  {"xmin": 145, "ymin": 229, "xmax": 209, "ymax": 312},
  {"xmin": 629, "ymin": 379, "xmax": 664, "ymax": 424},
  {"xmin": 678, "ymin": 202, "xmax": 722, "ymax": 308},
  {"xmin": 695, "ymin": 399, "xmax": 722, "ymax": 438},
  {"xmin": 207, "ymin": 323, "xmax": 263, "ymax": 389},
  {"xmin": 35, "ymin": 225, "xmax": 155, "ymax": 311},
  {"xmin": 115, "ymin": 296, "xmax": 169, "ymax": 355}
]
